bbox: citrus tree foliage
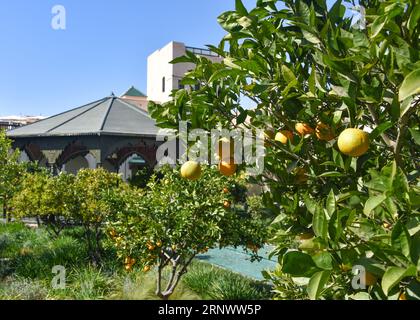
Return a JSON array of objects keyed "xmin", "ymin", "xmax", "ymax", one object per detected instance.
[
  {"xmin": 105, "ymin": 166, "xmax": 267, "ymax": 300},
  {"xmin": 148, "ymin": 0, "xmax": 420, "ymax": 299},
  {"xmin": 12, "ymin": 168, "xmax": 122, "ymax": 264},
  {"xmin": 72, "ymin": 168, "xmax": 122, "ymax": 264},
  {"xmin": 0, "ymin": 131, "xmax": 24, "ymax": 221},
  {"xmin": 12, "ymin": 170, "xmax": 76, "ymax": 236}
]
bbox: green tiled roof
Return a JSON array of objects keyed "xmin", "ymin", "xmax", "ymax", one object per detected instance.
[
  {"xmin": 7, "ymin": 96, "xmax": 158, "ymax": 138},
  {"xmin": 122, "ymin": 86, "xmax": 146, "ymax": 97}
]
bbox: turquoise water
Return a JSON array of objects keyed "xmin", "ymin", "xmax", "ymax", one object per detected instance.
[{"xmin": 197, "ymin": 246, "xmax": 277, "ymax": 281}]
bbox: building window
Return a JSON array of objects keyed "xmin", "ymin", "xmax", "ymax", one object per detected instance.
[
  {"xmin": 178, "ymin": 80, "xmax": 185, "ymax": 90},
  {"xmin": 162, "ymin": 77, "xmax": 165, "ymax": 93}
]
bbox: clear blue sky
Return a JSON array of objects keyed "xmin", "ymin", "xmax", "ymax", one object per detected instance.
[{"xmin": 0, "ymin": 0, "xmax": 256, "ymax": 116}]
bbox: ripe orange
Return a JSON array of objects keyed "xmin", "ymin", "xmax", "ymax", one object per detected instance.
[
  {"xmin": 339, "ymin": 263, "xmax": 352, "ymax": 272},
  {"xmin": 156, "ymin": 240, "xmax": 162, "ymax": 247},
  {"xmin": 298, "ymin": 232, "xmax": 314, "ymax": 240},
  {"xmin": 337, "ymin": 128, "xmax": 370, "ymax": 157},
  {"xmin": 315, "ymin": 122, "xmax": 335, "ymax": 141},
  {"xmin": 383, "ymin": 222, "xmax": 392, "ymax": 229},
  {"xmin": 275, "ymin": 130, "xmax": 293, "ymax": 144},
  {"xmin": 223, "ymin": 187, "xmax": 230, "ymax": 194},
  {"xmin": 364, "ymin": 271, "xmax": 378, "ymax": 286},
  {"xmin": 147, "ymin": 242, "xmax": 156, "ymax": 251},
  {"xmin": 218, "ymin": 137, "xmax": 235, "ymax": 160},
  {"xmin": 246, "ymin": 243, "xmax": 260, "ymax": 253},
  {"xmin": 219, "ymin": 159, "xmax": 237, "ymax": 177},
  {"xmin": 109, "ymin": 229, "xmax": 117, "ymax": 238},
  {"xmin": 295, "ymin": 168, "xmax": 308, "ymax": 184},
  {"xmin": 295, "ymin": 123, "xmax": 314, "ymax": 136},
  {"xmin": 124, "ymin": 257, "xmax": 136, "ymax": 266},
  {"xmin": 223, "ymin": 200, "xmax": 231, "ymax": 209},
  {"xmin": 180, "ymin": 161, "xmax": 202, "ymax": 180},
  {"xmin": 200, "ymin": 247, "xmax": 209, "ymax": 254},
  {"xmin": 143, "ymin": 265, "xmax": 151, "ymax": 273},
  {"xmin": 264, "ymin": 129, "xmax": 275, "ymax": 147},
  {"xmin": 125, "ymin": 265, "xmax": 133, "ymax": 272}
]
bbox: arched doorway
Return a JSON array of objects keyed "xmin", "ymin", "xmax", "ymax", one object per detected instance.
[
  {"xmin": 118, "ymin": 153, "xmax": 148, "ymax": 182},
  {"xmin": 63, "ymin": 155, "xmax": 89, "ymax": 175}
]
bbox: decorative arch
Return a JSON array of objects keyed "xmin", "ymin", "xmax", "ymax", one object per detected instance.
[
  {"xmin": 118, "ymin": 152, "xmax": 148, "ymax": 181},
  {"xmin": 105, "ymin": 142, "xmax": 158, "ymax": 169},
  {"xmin": 23, "ymin": 143, "xmax": 44, "ymax": 162},
  {"xmin": 56, "ymin": 140, "xmax": 89, "ymax": 168}
]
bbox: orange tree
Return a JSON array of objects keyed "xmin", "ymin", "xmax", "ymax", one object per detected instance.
[
  {"xmin": 12, "ymin": 168, "xmax": 123, "ymax": 264},
  {"xmin": 11, "ymin": 170, "xmax": 74, "ymax": 236},
  {"xmin": 104, "ymin": 165, "xmax": 266, "ymax": 300},
  {"xmin": 71, "ymin": 168, "xmax": 123, "ymax": 265},
  {"xmin": 0, "ymin": 130, "xmax": 25, "ymax": 222},
  {"xmin": 148, "ymin": 0, "xmax": 420, "ymax": 299}
]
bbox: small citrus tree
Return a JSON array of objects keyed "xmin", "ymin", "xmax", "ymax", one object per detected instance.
[
  {"xmin": 12, "ymin": 170, "xmax": 75, "ymax": 236},
  {"xmin": 148, "ymin": 0, "xmax": 419, "ymax": 299},
  {"xmin": 72, "ymin": 168, "xmax": 123, "ymax": 265},
  {"xmin": 105, "ymin": 165, "xmax": 266, "ymax": 300},
  {"xmin": 0, "ymin": 130, "xmax": 24, "ymax": 222}
]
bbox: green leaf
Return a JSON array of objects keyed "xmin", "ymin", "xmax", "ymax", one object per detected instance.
[
  {"xmin": 329, "ymin": 1, "xmax": 345, "ymax": 24},
  {"xmin": 317, "ymin": 171, "xmax": 343, "ymax": 178},
  {"xmin": 303, "ymin": 194, "xmax": 318, "ymax": 215},
  {"xmin": 235, "ymin": 0, "xmax": 248, "ymax": 16},
  {"xmin": 348, "ymin": 292, "xmax": 371, "ymax": 300},
  {"xmin": 313, "ymin": 207, "xmax": 328, "ymax": 239},
  {"xmin": 399, "ymin": 68, "xmax": 420, "ymax": 101},
  {"xmin": 406, "ymin": 216, "xmax": 420, "ymax": 236},
  {"xmin": 408, "ymin": 4, "xmax": 420, "ymax": 31},
  {"xmin": 307, "ymin": 271, "xmax": 331, "ymax": 300},
  {"xmin": 282, "ymin": 251, "xmax": 318, "ymax": 277},
  {"xmin": 309, "ymin": 66, "xmax": 316, "ymax": 94},
  {"xmin": 312, "ymin": 251, "xmax": 333, "ymax": 270},
  {"xmin": 297, "ymin": 1, "xmax": 310, "ymax": 25},
  {"xmin": 408, "ymin": 128, "xmax": 420, "ymax": 145},
  {"xmin": 236, "ymin": 107, "xmax": 248, "ymax": 125},
  {"xmin": 209, "ymin": 68, "xmax": 241, "ymax": 83},
  {"xmin": 170, "ymin": 55, "xmax": 195, "ymax": 64},
  {"xmin": 326, "ymin": 189, "xmax": 336, "ymax": 217},
  {"xmin": 381, "ymin": 265, "xmax": 417, "ymax": 296},
  {"xmin": 363, "ymin": 194, "xmax": 387, "ymax": 216},
  {"xmin": 392, "ymin": 221, "xmax": 412, "ymax": 258},
  {"xmin": 371, "ymin": 15, "xmax": 387, "ymax": 38},
  {"xmin": 302, "ymin": 30, "xmax": 321, "ymax": 44},
  {"xmin": 281, "ymin": 65, "xmax": 296, "ymax": 83},
  {"xmin": 370, "ymin": 121, "xmax": 393, "ymax": 141}
]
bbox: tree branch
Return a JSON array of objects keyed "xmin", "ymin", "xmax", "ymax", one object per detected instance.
[
  {"xmin": 366, "ymin": 104, "xmax": 396, "ymax": 148},
  {"xmin": 394, "ymin": 97, "xmax": 419, "ymax": 166}
]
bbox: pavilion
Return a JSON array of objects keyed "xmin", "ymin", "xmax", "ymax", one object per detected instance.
[{"xmin": 6, "ymin": 94, "xmax": 161, "ymax": 180}]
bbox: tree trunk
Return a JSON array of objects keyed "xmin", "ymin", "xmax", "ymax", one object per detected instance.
[
  {"xmin": 2, "ymin": 199, "xmax": 6, "ymax": 220},
  {"xmin": 4, "ymin": 199, "xmax": 10, "ymax": 223}
]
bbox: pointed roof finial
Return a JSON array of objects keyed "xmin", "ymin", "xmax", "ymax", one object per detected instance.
[{"xmin": 110, "ymin": 92, "xmax": 115, "ymax": 97}]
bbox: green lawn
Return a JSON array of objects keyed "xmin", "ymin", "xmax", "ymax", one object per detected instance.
[{"xmin": 0, "ymin": 222, "xmax": 272, "ymax": 300}]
